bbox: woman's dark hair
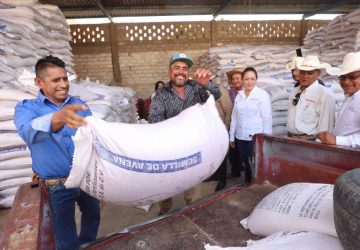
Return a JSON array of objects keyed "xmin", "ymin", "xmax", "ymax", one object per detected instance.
[
  {"xmin": 242, "ymin": 67, "xmax": 258, "ymax": 80},
  {"xmin": 155, "ymin": 81, "xmax": 165, "ymax": 91}
]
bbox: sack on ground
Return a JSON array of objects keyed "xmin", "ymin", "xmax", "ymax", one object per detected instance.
[
  {"xmin": 240, "ymin": 183, "xmax": 336, "ymax": 237},
  {"xmin": 66, "ymin": 95, "xmax": 229, "ymax": 206},
  {"xmin": 204, "ymin": 231, "xmax": 342, "ymax": 250}
]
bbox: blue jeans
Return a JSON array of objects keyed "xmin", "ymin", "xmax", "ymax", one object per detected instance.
[
  {"xmin": 235, "ymin": 139, "xmax": 254, "ymax": 183},
  {"xmin": 47, "ymin": 184, "xmax": 100, "ymax": 250}
]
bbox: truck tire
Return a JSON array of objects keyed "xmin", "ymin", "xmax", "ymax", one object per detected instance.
[{"xmin": 333, "ymin": 168, "xmax": 360, "ymax": 250}]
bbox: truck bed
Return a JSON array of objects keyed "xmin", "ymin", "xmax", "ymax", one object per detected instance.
[
  {"xmin": 84, "ymin": 184, "xmax": 276, "ymax": 249},
  {"xmin": 1, "ymin": 134, "xmax": 359, "ymax": 250}
]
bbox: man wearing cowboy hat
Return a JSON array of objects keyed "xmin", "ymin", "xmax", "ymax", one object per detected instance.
[
  {"xmin": 316, "ymin": 51, "xmax": 360, "ymax": 148},
  {"xmin": 286, "ymin": 56, "xmax": 326, "ymax": 89},
  {"xmin": 227, "ymin": 68, "xmax": 243, "ymax": 104},
  {"xmin": 287, "ymin": 55, "xmax": 336, "ymax": 140},
  {"xmin": 225, "ymin": 68, "xmax": 244, "ymax": 178},
  {"xmin": 286, "ymin": 56, "xmax": 303, "ymax": 87}
]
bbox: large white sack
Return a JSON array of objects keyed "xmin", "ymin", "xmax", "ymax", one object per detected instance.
[
  {"xmin": 0, "ymin": 145, "xmax": 31, "ymax": 161},
  {"xmin": 0, "ymin": 168, "xmax": 32, "ymax": 181},
  {"xmin": 0, "ymin": 71, "xmax": 14, "ymax": 83},
  {"xmin": 204, "ymin": 231, "xmax": 343, "ymax": 250},
  {"xmin": 18, "ymin": 69, "xmax": 40, "ymax": 95},
  {"xmin": 240, "ymin": 183, "xmax": 336, "ymax": 237},
  {"xmin": 66, "ymin": 95, "xmax": 229, "ymax": 206},
  {"xmin": 0, "ymin": 186, "xmax": 19, "ymax": 197},
  {"xmin": 0, "ymin": 100, "xmax": 17, "ymax": 121},
  {"xmin": 0, "ymin": 157, "xmax": 32, "ymax": 170},
  {"xmin": 0, "ymin": 176, "xmax": 31, "ymax": 191},
  {"xmin": 0, "ymin": 88, "xmax": 35, "ymax": 101},
  {"xmin": 0, "ymin": 195, "xmax": 15, "ymax": 208},
  {"xmin": 69, "ymin": 82, "xmax": 100, "ymax": 102},
  {"xmin": 0, "ymin": 132, "xmax": 26, "ymax": 148}
]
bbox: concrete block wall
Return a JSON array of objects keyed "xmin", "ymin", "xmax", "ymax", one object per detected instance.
[
  {"xmin": 119, "ymin": 49, "xmax": 207, "ymax": 99},
  {"xmin": 70, "ymin": 20, "xmax": 329, "ymax": 99},
  {"xmin": 73, "ymin": 53, "xmax": 114, "ymax": 84}
]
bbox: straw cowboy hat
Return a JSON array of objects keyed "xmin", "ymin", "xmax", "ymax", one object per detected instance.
[
  {"xmin": 286, "ymin": 57, "xmax": 304, "ymax": 70},
  {"xmin": 296, "ymin": 55, "xmax": 330, "ymax": 71},
  {"xmin": 326, "ymin": 51, "xmax": 360, "ymax": 76},
  {"xmin": 226, "ymin": 68, "xmax": 243, "ymax": 79}
]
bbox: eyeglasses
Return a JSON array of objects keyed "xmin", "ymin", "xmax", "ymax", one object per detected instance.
[
  {"xmin": 292, "ymin": 92, "xmax": 301, "ymax": 106},
  {"xmin": 338, "ymin": 73, "xmax": 360, "ymax": 81}
]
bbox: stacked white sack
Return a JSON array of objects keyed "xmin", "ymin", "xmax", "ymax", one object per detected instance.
[
  {"xmin": 199, "ymin": 13, "xmax": 360, "ymax": 133},
  {"xmin": 13, "ymin": 69, "xmax": 138, "ymax": 124},
  {"xmin": 0, "ymin": 77, "xmax": 137, "ymax": 208},
  {"xmin": 74, "ymin": 78, "xmax": 138, "ymax": 124},
  {"xmin": 199, "ymin": 44, "xmax": 299, "ymax": 135},
  {"xmin": 0, "ymin": 1, "xmax": 74, "ymax": 89},
  {"xmin": 66, "ymin": 95, "xmax": 229, "ymax": 206},
  {"xmin": 0, "ymin": 0, "xmax": 137, "ymax": 207},
  {"xmin": 205, "ymin": 231, "xmax": 343, "ymax": 250},
  {"xmin": 0, "ymin": 90, "xmax": 33, "ymax": 208},
  {"xmin": 0, "ymin": 88, "xmax": 33, "ymax": 208},
  {"xmin": 302, "ymin": 7, "xmax": 360, "ymax": 106}
]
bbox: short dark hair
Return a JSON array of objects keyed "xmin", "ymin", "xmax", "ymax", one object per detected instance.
[
  {"xmin": 155, "ymin": 81, "xmax": 165, "ymax": 91},
  {"xmin": 242, "ymin": 67, "xmax": 258, "ymax": 80},
  {"xmin": 35, "ymin": 55, "xmax": 65, "ymax": 77}
]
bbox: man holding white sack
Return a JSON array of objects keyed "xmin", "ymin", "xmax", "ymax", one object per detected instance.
[
  {"xmin": 149, "ymin": 52, "xmax": 221, "ymax": 215},
  {"xmin": 14, "ymin": 55, "xmax": 100, "ymax": 250},
  {"xmin": 317, "ymin": 51, "xmax": 360, "ymax": 148},
  {"xmin": 287, "ymin": 55, "xmax": 336, "ymax": 140}
]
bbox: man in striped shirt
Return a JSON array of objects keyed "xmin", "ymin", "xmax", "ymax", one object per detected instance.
[{"xmin": 149, "ymin": 52, "xmax": 221, "ymax": 215}]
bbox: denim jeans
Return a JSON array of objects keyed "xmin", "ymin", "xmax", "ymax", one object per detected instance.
[
  {"xmin": 235, "ymin": 139, "xmax": 254, "ymax": 183},
  {"xmin": 47, "ymin": 184, "xmax": 100, "ymax": 250}
]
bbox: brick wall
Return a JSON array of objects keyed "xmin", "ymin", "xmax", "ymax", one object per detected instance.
[
  {"xmin": 118, "ymin": 47, "xmax": 208, "ymax": 99},
  {"xmin": 73, "ymin": 52, "xmax": 114, "ymax": 84},
  {"xmin": 70, "ymin": 20, "xmax": 329, "ymax": 99},
  {"xmin": 72, "ymin": 46, "xmax": 208, "ymax": 99}
]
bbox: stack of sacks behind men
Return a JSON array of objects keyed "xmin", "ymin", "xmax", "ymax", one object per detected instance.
[
  {"xmin": 199, "ymin": 7, "xmax": 360, "ymax": 136},
  {"xmin": 0, "ymin": 0, "xmax": 137, "ymax": 208}
]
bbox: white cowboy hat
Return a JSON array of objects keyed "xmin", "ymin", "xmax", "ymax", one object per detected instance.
[
  {"xmin": 326, "ymin": 51, "xmax": 360, "ymax": 76},
  {"xmin": 296, "ymin": 55, "xmax": 330, "ymax": 71},
  {"xmin": 286, "ymin": 56, "xmax": 304, "ymax": 70}
]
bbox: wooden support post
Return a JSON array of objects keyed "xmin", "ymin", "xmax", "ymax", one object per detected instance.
[
  {"xmin": 210, "ymin": 20, "xmax": 217, "ymax": 47},
  {"xmin": 109, "ymin": 22, "xmax": 121, "ymax": 84},
  {"xmin": 299, "ymin": 18, "xmax": 307, "ymax": 46}
]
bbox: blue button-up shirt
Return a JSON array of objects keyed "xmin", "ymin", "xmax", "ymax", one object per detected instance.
[{"xmin": 14, "ymin": 92, "xmax": 91, "ymax": 178}]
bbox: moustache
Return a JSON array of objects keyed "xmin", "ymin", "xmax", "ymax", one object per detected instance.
[{"xmin": 175, "ymin": 74, "xmax": 186, "ymax": 78}]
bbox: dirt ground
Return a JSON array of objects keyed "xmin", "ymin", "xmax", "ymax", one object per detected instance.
[{"xmin": 0, "ymin": 172, "xmax": 244, "ymax": 240}]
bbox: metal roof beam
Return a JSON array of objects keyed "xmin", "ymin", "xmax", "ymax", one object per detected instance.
[
  {"xmin": 93, "ymin": 0, "xmax": 113, "ymax": 22},
  {"xmin": 303, "ymin": 1, "xmax": 348, "ymax": 18},
  {"xmin": 212, "ymin": 0, "xmax": 234, "ymax": 20}
]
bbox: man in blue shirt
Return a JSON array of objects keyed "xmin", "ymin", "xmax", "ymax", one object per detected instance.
[{"xmin": 14, "ymin": 55, "xmax": 100, "ymax": 250}]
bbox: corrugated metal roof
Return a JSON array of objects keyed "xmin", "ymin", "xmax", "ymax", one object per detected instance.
[{"xmin": 38, "ymin": 0, "xmax": 360, "ymax": 19}]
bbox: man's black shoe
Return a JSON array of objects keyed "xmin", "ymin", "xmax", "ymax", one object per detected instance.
[
  {"xmin": 203, "ymin": 176, "xmax": 217, "ymax": 182},
  {"xmin": 215, "ymin": 181, "xmax": 226, "ymax": 191},
  {"xmin": 230, "ymin": 172, "xmax": 241, "ymax": 178}
]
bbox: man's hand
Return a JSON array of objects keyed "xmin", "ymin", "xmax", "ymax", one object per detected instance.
[
  {"xmin": 52, "ymin": 104, "xmax": 88, "ymax": 131},
  {"xmin": 230, "ymin": 141, "xmax": 235, "ymax": 148},
  {"xmin": 193, "ymin": 68, "xmax": 212, "ymax": 86},
  {"xmin": 316, "ymin": 131, "xmax": 336, "ymax": 145}
]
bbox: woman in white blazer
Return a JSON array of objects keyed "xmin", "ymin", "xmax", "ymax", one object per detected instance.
[{"xmin": 229, "ymin": 67, "xmax": 272, "ymax": 184}]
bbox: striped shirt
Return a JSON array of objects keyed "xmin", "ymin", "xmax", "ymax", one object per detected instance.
[{"xmin": 149, "ymin": 80, "xmax": 221, "ymax": 123}]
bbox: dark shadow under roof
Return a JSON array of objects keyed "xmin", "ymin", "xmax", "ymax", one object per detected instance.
[{"xmin": 39, "ymin": 0, "xmax": 360, "ymax": 19}]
